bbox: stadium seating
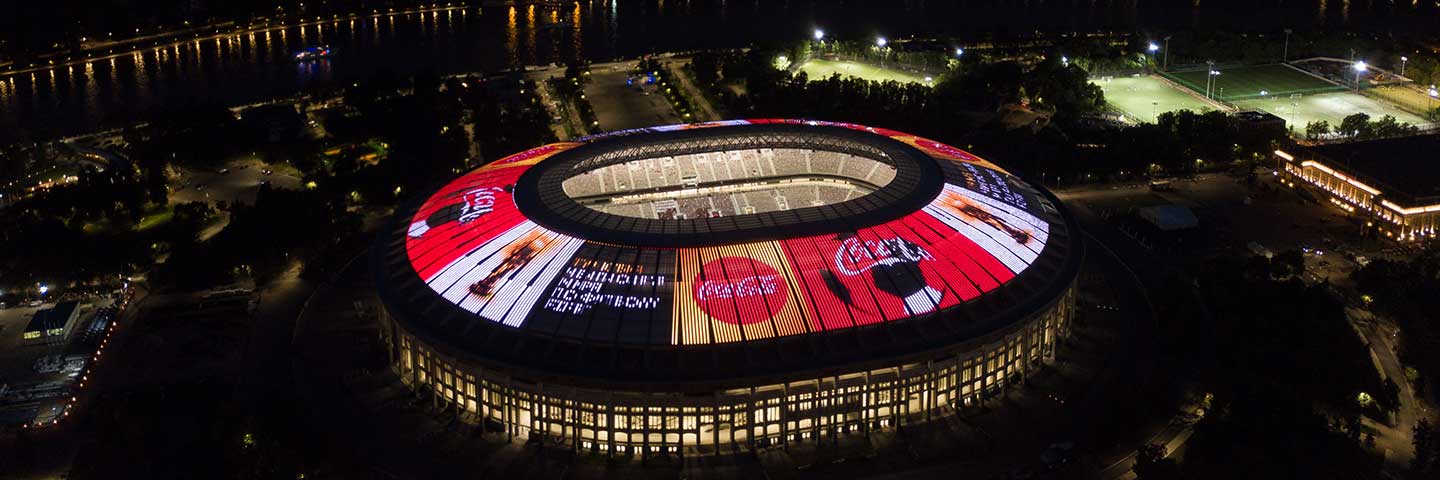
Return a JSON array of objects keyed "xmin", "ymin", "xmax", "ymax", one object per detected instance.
[{"xmin": 566, "ymin": 148, "xmax": 895, "ymax": 218}]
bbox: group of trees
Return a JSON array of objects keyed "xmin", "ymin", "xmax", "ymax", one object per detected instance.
[
  {"xmin": 2, "ymin": 64, "xmax": 558, "ymax": 294},
  {"xmin": 1135, "ymin": 253, "xmax": 1394, "ymax": 479},
  {"xmin": 548, "ymin": 63, "xmax": 598, "ymax": 135},
  {"xmin": 1305, "ymin": 113, "xmax": 1423, "ymax": 141},
  {"xmin": 690, "ymin": 47, "xmax": 1105, "ymax": 153},
  {"xmin": 689, "ymin": 43, "xmax": 1289, "ymax": 187},
  {"xmin": 1352, "ymin": 242, "xmax": 1440, "ymax": 401}
]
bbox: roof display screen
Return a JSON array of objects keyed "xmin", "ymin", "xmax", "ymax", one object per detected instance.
[{"xmin": 404, "ymin": 120, "xmax": 1053, "ymax": 346}]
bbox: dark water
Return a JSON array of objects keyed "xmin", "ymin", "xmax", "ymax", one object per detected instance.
[{"xmin": 1, "ymin": 0, "xmax": 1436, "ymax": 143}]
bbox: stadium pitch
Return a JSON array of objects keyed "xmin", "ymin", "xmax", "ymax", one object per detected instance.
[
  {"xmin": 1164, "ymin": 64, "xmax": 1341, "ymax": 102},
  {"xmin": 797, "ymin": 59, "xmax": 931, "ymax": 85},
  {"xmin": 1367, "ymin": 85, "xmax": 1439, "ymax": 119},
  {"xmin": 1095, "ymin": 74, "xmax": 1224, "ymax": 123},
  {"xmin": 1232, "ymin": 91, "xmax": 1428, "ymax": 130}
]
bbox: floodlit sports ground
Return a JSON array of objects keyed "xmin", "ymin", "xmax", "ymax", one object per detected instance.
[
  {"xmin": 1367, "ymin": 85, "xmax": 1439, "ymax": 119},
  {"xmin": 1096, "ymin": 75, "xmax": 1222, "ymax": 123},
  {"xmin": 798, "ymin": 58, "xmax": 930, "ymax": 85},
  {"xmin": 1166, "ymin": 64, "xmax": 1339, "ymax": 101},
  {"xmin": 1232, "ymin": 91, "xmax": 1429, "ymax": 130}
]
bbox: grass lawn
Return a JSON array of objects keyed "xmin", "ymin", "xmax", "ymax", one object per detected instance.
[
  {"xmin": 1095, "ymin": 75, "xmax": 1222, "ymax": 123},
  {"xmin": 136, "ymin": 206, "xmax": 175, "ymax": 232},
  {"xmin": 797, "ymin": 59, "xmax": 931, "ymax": 85},
  {"xmin": 1166, "ymin": 64, "xmax": 1341, "ymax": 101},
  {"xmin": 1366, "ymin": 85, "xmax": 1439, "ymax": 119},
  {"xmin": 1232, "ymin": 91, "xmax": 1430, "ymax": 130}
]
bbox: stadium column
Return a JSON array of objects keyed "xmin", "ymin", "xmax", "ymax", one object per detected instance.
[
  {"xmin": 924, "ymin": 361, "xmax": 933, "ymax": 425},
  {"xmin": 954, "ymin": 354, "xmax": 963, "ymax": 411},
  {"xmin": 570, "ymin": 392, "xmax": 579, "ymax": 456},
  {"xmin": 606, "ymin": 400, "xmax": 615, "ymax": 459},
  {"xmin": 833, "ymin": 375, "xmax": 842, "ymax": 450},
  {"xmin": 477, "ymin": 367, "xmax": 487, "ymax": 436},
  {"xmin": 1019, "ymin": 327, "xmax": 1031, "ymax": 385},
  {"xmin": 505, "ymin": 378, "xmax": 515, "ymax": 441},
  {"xmin": 862, "ymin": 372, "xmax": 871, "ymax": 439},
  {"xmin": 780, "ymin": 383, "xmax": 790, "ymax": 450},
  {"xmin": 642, "ymin": 402, "xmax": 650, "ymax": 463},
  {"xmin": 746, "ymin": 387, "xmax": 756, "ymax": 452}
]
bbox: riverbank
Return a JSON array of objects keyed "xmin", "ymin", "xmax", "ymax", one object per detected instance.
[{"xmin": 0, "ymin": 3, "xmax": 475, "ymax": 78}]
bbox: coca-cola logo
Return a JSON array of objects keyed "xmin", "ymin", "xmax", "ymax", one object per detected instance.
[
  {"xmin": 829, "ymin": 235, "xmax": 944, "ymax": 315},
  {"xmin": 458, "ymin": 187, "xmax": 504, "ymax": 224},
  {"xmin": 693, "ymin": 257, "xmax": 789, "ymax": 325},
  {"xmin": 833, "ymin": 237, "xmax": 934, "ymax": 276}
]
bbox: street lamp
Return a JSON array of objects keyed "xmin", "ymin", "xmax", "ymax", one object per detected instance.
[
  {"xmin": 955, "ymin": 47, "xmax": 963, "ymax": 57},
  {"xmin": 876, "ymin": 36, "xmax": 887, "ymax": 48},
  {"xmin": 1400, "ymin": 56, "xmax": 1408, "ymax": 77},
  {"xmin": 813, "ymin": 28, "xmax": 824, "ymax": 41},
  {"xmin": 1148, "ymin": 42, "xmax": 1159, "ymax": 53},
  {"xmin": 1061, "ymin": 55, "xmax": 1069, "ymax": 67},
  {"xmin": 1353, "ymin": 61, "xmax": 1367, "ymax": 90}
]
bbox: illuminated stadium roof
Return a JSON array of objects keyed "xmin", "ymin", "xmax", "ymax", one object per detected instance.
[{"xmin": 374, "ymin": 120, "xmax": 1082, "ymax": 387}]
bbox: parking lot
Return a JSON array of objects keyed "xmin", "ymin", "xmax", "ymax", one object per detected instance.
[{"xmin": 583, "ymin": 62, "xmax": 682, "ymax": 131}]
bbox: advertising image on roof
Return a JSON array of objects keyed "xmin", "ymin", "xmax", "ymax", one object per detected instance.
[{"xmin": 400, "ymin": 120, "xmax": 1057, "ymax": 347}]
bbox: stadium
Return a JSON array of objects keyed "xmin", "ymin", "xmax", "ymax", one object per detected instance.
[{"xmin": 372, "ymin": 119, "xmax": 1083, "ymax": 457}]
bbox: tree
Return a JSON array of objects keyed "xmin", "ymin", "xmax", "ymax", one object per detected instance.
[
  {"xmin": 1270, "ymin": 249, "xmax": 1305, "ymax": 279},
  {"xmin": 1135, "ymin": 443, "xmax": 1183, "ymax": 480},
  {"xmin": 1339, "ymin": 113, "xmax": 1373, "ymax": 139},
  {"xmin": 1414, "ymin": 419, "xmax": 1436, "ymax": 478},
  {"xmin": 1305, "ymin": 120, "xmax": 1332, "ymax": 141}
]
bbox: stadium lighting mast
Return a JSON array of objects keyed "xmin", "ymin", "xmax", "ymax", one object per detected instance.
[
  {"xmin": 876, "ymin": 36, "xmax": 888, "ymax": 67},
  {"xmin": 1282, "ymin": 28, "xmax": 1292, "ymax": 63},
  {"xmin": 1428, "ymin": 85, "xmax": 1437, "ymax": 119},
  {"xmin": 1163, "ymin": 36, "xmax": 1172, "ymax": 71}
]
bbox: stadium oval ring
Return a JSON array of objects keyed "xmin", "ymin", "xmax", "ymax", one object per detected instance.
[{"xmin": 374, "ymin": 119, "xmax": 1083, "ymax": 455}]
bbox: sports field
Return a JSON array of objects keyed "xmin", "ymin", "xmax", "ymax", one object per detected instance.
[
  {"xmin": 1232, "ymin": 91, "xmax": 1429, "ymax": 130},
  {"xmin": 797, "ymin": 59, "xmax": 930, "ymax": 85},
  {"xmin": 1366, "ymin": 85, "xmax": 1439, "ymax": 119},
  {"xmin": 1095, "ymin": 75, "xmax": 1222, "ymax": 123},
  {"xmin": 1165, "ymin": 64, "xmax": 1341, "ymax": 101}
]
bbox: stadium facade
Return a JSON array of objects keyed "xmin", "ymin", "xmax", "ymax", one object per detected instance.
[
  {"xmin": 374, "ymin": 120, "xmax": 1084, "ymax": 457},
  {"xmin": 1275, "ymin": 135, "xmax": 1440, "ymax": 241}
]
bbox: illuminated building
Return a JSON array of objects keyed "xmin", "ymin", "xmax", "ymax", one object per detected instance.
[
  {"xmin": 1275, "ymin": 135, "xmax": 1440, "ymax": 240},
  {"xmin": 373, "ymin": 120, "xmax": 1082, "ymax": 457}
]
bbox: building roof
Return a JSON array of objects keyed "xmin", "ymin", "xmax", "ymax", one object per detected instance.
[
  {"xmin": 24, "ymin": 301, "xmax": 79, "ymax": 334},
  {"xmin": 1308, "ymin": 135, "xmax": 1440, "ymax": 204},
  {"xmin": 373, "ymin": 120, "xmax": 1083, "ymax": 388}
]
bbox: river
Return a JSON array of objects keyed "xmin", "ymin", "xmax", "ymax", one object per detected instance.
[{"xmin": 1, "ymin": 0, "xmax": 1436, "ymax": 144}]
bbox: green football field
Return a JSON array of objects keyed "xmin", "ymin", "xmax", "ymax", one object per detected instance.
[
  {"xmin": 1094, "ymin": 75, "xmax": 1223, "ymax": 123},
  {"xmin": 1232, "ymin": 91, "xmax": 1429, "ymax": 130},
  {"xmin": 1165, "ymin": 64, "xmax": 1342, "ymax": 101},
  {"xmin": 1367, "ymin": 85, "xmax": 1439, "ymax": 118},
  {"xmin": 797, "ymin": 59, "xmax": 931, "ymax": 85}
]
